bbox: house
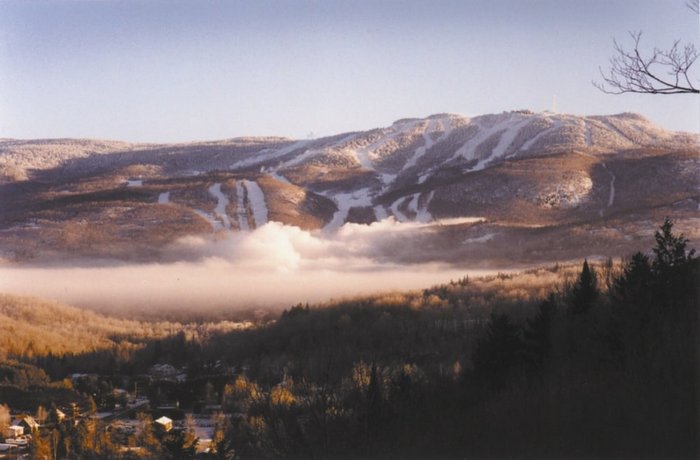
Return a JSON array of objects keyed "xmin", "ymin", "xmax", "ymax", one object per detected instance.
[
  {"xmin": 3, "ymin": 425, "xmax": 23, "ymax": 439},
  {"xmin": 154, "ymin": 416, "xmax": 173, "ymax": 433},
  {"xmin": 13, "ymin": 415, "xmax": 39, "ymax": 433}
]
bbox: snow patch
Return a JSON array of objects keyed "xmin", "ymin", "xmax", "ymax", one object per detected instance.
[
  {"xmin": 599, "ymin": 162, "xmax": 616, "ymax": 216},
  {"xmin": 231, "ymin": 140, "xmax": 311, "ymax": 169},
  {"xmin": 389, "ymin": 197, "xmax": 409, "ymax": 222},
  {"xmin": 404, "ymin": 118, "xmax": 454, "ymax": 171},
  {"xmin": 584, "ymin": 121, "xmax": 593, "ymax": 147},
  {"xmin": 126, "ymin": 180, "xmax": 143, "ymax": 187},
  {"xmin": 463, "ymin": 233, "xmax": 496, "ymax": 244},
  {"xmin": 522, "ymin": 121, "xmax": 562, "ymax": 151},
  {"xmin": 405, "ymin": 192, "xmax": 433, "ymax": 222},
  {"xmin": 416, "ymin": 191, "xmax": 434, "ymax": 223},
  {"xmin": 235, "ymin": 181, "xmax": 250, "ymax": 231},
  {"xmin": 243, "ymin": 180, "xmax": 268, "ymax": 228},
  {"xmin": 324, "ymin": 188, "xmax": 373, "ymax": 232},
  {"xmin": 436, "ymin": 217, "xmax": 486, "ymax": 226},
  {"xmin": 194, "ymin": 210, "xmax": 223, "ymax": 232},
  {"xmin": 158, "ymin": 192, "xmax": 170, "ymax": 204},
  {"xmin": 208, "ymin": 183, "xmax": 231, "ymax": 230},
  {"xmin": 373, "ymin": 205, "xmax": 388, "ymax": 221}
]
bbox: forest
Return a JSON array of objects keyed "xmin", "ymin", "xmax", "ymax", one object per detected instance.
[{"xmin": 0, "ymin": 218, "xmax": 697, "ymax": 459}]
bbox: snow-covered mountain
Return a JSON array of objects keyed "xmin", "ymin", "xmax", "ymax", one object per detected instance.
[{"xmin": 0, "ymin": 110, "xmax": 698, "ymax": 264}]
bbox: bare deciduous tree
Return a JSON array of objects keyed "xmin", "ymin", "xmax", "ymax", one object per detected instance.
[{"xmin": 595, "ymin": 1, "xmax": 699, "ymax": 95}]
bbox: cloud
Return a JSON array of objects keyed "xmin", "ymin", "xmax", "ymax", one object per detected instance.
[{"xmin": 0, "ymin": 220, "xmax": 493, "ymax": 316}]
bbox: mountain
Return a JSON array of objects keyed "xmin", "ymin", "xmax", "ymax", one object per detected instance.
[{"xmin": 0, "ymin": 110, "xmax": 698, "ymax": 265}]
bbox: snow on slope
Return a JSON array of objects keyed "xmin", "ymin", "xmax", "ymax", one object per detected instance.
[
  {"xmin": 416, "ymin": 191, "xmax": 434, "ymax": 223},
  {"xmin": 194, "ymin": 210, "xmax": 223, "ymax": 232},
  {"xmin": 235, "ymin": 181, "xmax": 250, "ymax": 231},
  {"xmin": 390, "ymin": 197, "xmax": 410, "ymax": 222},
  {"xmin": 4, "ymin": 110, "xmax": 693, "ymax": 236},
  {"xmin": 404, "ymin": 118, "xmax": 454, "ymax": 169},
  {"xmin": 208, "ymin": 183, "xmax": 231, "ymax": 230},
  {"xmin": 243, "ymin": 180, "xmax": 268, "ymax": 228},
  {"xmin": 324, "ymin": 188, "xmax": 373, "ymax": 232},
  {"xmin": 231, "ymin": 139, "xmax": 312, "ymax": 169},
  {"xmin": 451, "ymin": 112, "xmax": 535, "ymax": 169},
  {"xmin": 373, "ymin": 205, "xmax": 388, "ymax": 221}
]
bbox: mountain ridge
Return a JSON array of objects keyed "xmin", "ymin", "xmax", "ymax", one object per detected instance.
[{"xmin": 0, "ymin": 110, "xmax": 697, "ymax": 264}]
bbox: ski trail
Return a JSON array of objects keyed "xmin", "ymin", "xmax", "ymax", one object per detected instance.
[
  {"xmin": 373, "ymin": 205, "xmax": 388, "ymax": 221},
  {"xmin": 354, "ymin": 121, "xmax": 420, "ymax": 171},
  {"xmin": 232, "ymin": 139, "xmax": 311, "ymax": 169},
  {"xmin": 489, "ymin": 118, "xmax": 530, "ymax": 161},
  {"xmin": 521, "ymin": 121, "xmax": 562, "ymax": 151},
  {"xmin": 406, "ymin": 193, "xmax": 421, "ymax": 220},
  {"xmin": 208, "ymin": 183, "xmax": 231, "ymax": 230},
  {"xmin": 235, "ymin": 181, "xmax": 250, "ymax": 231},
  {"xmin": 598, "ymin": 162, "xmax": 616, "ymax": 217},
  {"xmin": 274, "ymin": 133, "xmax": 358, "ymax": 172},
  {"xmin": 194, "ymin": 210, "xmax": 223, "ymax": 232},
  {"xmin": 404, "ymin": 118, "xmax": 454, "ymax": 171},
  {"xmin": 243, "ymin": 180, "xmax": 268, "ymax": 228},
  {"xmin": 584, "ymin": 121, "xmax": 593, "ymax": 147},
  {"xmin": 603, "ymin": 164, "xmax": 615, "ymax": 207},
  {"xmin": 158, "ymin": 192, "xmax": 170, "ymax": 204},
  {"xmin": 576, "ymin": 151, "xmax": 615, "ymax": 217},
  {"xmin": 404, "ymin": 121, "xmax": 435, "ymax": 170},
  {"xmin": 390, "ymin": 197, "xmax": 409, "ymax": 222},
  {"xmin": 323, "ymin": 188, "xmax": 373, "ymax": 232},
  {"xmin": 405, "ymin": 192, "xmax": 433, "ymax": 222},
  {"xmin": 416, "ymin": 191, "xmax": 434, "ymax": 222}
]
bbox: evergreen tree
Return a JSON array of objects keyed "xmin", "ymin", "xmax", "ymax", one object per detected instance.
[
  {"xmin": 523, "ymin": 295, "xmax": 557, "ymax": 372},
  {"xmin": 652, "ymin": 217, "xmax": 696, "ymax": 272},
  {"xmin": 569, "ymin": 259, "xmax": 598, "ymax": 314},
  {"xmin": 472, "ymin": 312, "xmax": 523, "ymax": 389}
]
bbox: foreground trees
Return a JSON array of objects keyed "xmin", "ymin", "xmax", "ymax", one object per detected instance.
[{"xmin": 2, "ymin": 218, "xmax": 696, "ymax": 458}]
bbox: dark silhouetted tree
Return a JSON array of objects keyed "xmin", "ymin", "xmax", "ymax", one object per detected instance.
[
  {"xmin": 652, "ymin": 217, "xmax": 696, "ymax": 272},
  {"xmin": 472, "ymin": 312, "xmax": 523, "ymax": 389},
  {"xmin": 523, "ymin": 295, "xmax": 557, "ymax": 373},
  {"xmin": 569, "ymin": 260, "xmax": 598, "ymax": 315}
]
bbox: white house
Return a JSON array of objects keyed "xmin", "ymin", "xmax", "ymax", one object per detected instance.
[
  {"xmin": 154, "ymin": 416, "xmax": 173, "ymax": 432},
  {"xmin": 3, "ymin": 425, "xmax": 23, "ymax": 439}
]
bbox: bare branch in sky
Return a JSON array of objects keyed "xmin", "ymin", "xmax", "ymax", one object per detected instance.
[{"xmin": 594, "ymin": 31, "xmax": 699, "ymax": 95}]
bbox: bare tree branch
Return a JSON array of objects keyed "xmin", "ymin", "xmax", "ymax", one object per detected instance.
[{"xmin": 594, "ymin": 31, "xmax": 699, "ymax": 95}]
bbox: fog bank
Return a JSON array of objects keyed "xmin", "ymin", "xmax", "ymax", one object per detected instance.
[{"xmin": 0, "ymin": 220, "xmax": 497, "ymax": 315}]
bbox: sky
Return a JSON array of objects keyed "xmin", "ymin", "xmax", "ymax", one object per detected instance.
[{"xmin": 0, "ymin": 0, "xmax": 698, "ymax": 142}]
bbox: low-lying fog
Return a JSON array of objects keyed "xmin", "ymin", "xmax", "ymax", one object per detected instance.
[{"xmin": 0, "ymin": 220, "xmax": 499, "ymax": 317}]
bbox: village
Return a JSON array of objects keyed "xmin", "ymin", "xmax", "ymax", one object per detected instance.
[{"xmin": 0, "ymin": 361, "xmax": 234, "ymax": 458}]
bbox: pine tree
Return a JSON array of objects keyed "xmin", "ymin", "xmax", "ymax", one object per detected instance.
[
  {"xmin": 523, "ymin": 295, "xmax": 557, "ymax": 372},
  {"xmin": 652, "ymin": 217, "xmax": 695, "ymax": 272},
  {"xmin": 570, "ymin": 259, "xmax": 598, "ymax": 314},
  {"xmin": 472, "ymin": 312, "xmax": 523, "ymax": 389}
]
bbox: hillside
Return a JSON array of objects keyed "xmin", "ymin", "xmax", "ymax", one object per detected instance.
[
  {"xmin": 0, "ymin": 294, "xmax": 249, "ymax": 359},
  {"xmin": 0, "ymin": 110, "xmax": 697, "ymax": 264}
]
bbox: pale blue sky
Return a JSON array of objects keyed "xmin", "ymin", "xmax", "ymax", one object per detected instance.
[{"xmin": 1, "ymin": 0, "xmax": 698, "ymax": 142}]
